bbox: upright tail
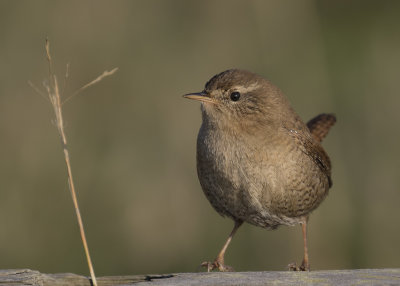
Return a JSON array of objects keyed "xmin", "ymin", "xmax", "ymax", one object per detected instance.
[{"xmin": 307, "ymin": 113, "xmax": 336, "ymax": 143}]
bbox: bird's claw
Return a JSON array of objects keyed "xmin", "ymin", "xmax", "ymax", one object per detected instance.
[
  {"xmin": 288, "ymin": 260, "xmax": 310, "ymax": 271},
  {"xmin": 200, "ymin": 261, "xmax": 234, "ymax": 272}
]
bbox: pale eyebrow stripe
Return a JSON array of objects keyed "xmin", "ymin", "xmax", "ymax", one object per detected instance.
[{"xmin": 231, "ymin": 82, "xmax": 260, "ymax": 93}]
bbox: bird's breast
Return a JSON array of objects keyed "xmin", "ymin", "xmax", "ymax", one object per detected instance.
[
  {"xmin": 195, "ymin": 122, "xmax": 329, "ymax": 228},
  {"xmin": 196, "ymin": 123, "xmax": 298, "ymax": 227}
]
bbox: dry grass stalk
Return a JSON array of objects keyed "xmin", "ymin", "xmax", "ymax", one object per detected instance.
[
  {"xmin": 44, "ymin": 39, "xmax": 98, "ymax": 286},
  {"xmin": 63, "ymin": 67, "xmax": 118, "ymax": 104},
  {"xmin": 31, "ymin": 39, "xmax": 118, "ymax": 286}
]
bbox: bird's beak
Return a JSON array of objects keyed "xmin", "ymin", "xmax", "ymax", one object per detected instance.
[{"xmin": 183, "ymin": 91, "xmax": 215, "ymax": 104}]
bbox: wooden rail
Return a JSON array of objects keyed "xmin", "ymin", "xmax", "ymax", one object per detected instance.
[{"xmin": 1, "ymin": 268, "xmax": 399, "ymax": 285}]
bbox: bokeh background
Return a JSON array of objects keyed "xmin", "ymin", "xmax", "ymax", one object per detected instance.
[{"xmin": 0, "ymin": 0, "xmax": 399, "ymax": 276}]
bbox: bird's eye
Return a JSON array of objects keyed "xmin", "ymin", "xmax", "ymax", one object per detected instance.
[{"xmin": 230, "ymin": 91, "xmax": 241, "ymax": 101}]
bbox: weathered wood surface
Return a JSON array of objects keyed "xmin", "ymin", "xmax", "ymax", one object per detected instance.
[{"xmin": 1, "ymin": 268, "xmax": 400, "ymax": 286}]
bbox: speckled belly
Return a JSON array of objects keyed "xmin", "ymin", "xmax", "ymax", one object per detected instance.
[
  {"xmin": 196, "ymin": 142, "xmax": 304, "ymax": 228},
  {"xmin": 196, "ymin": 131, "xmax": 329, "ymax": 229}
]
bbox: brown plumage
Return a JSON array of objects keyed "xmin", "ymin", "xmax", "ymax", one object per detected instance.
[
  {"xmin": 307, "ymin": 113, "xmax": 337, "ymax": 143},
  {"xmin": 184, "ymin": 69, "xmax": 336, "ymax": 272}
]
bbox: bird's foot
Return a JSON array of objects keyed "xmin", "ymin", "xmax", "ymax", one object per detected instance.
[
  {"xmin": 288, "ymin": 260, "xmax": 310, "ymax": 271},
  {"xmin": 200, "ymin": 260, "xmax": 234, "ymax": 272}
]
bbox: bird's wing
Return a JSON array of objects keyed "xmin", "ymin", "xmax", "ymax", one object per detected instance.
[
  {"xmin": 306, "ymin": 113, "xmax": 336, "ymax": 143},
  {"xmin": 287, "ymin": 128, "xmax": 333, "ymax": 188}
]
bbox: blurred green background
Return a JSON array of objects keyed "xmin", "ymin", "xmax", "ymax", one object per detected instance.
[{"xmin": 0, "ymin": 0, "xmax": 399, "ymax": 276}]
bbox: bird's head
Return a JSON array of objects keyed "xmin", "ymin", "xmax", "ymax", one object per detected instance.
[{"xmin": 184, "ymin": 69, "xmax": 289, "ymax": 131}]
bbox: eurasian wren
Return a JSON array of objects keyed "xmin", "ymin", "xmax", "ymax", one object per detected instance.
[{"xmin": 184, "ymin": 69, "xmax": 336, "ymax": 272}]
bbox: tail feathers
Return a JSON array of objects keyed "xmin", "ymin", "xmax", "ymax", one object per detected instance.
[{"xmin": 307, "ymin": 113, "xmax": 336, "ymax": 143}]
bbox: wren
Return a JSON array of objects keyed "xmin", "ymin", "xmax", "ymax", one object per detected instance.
[{"xmin": 184, "ymin": 69, "xmax": 336, "ymax": 271}]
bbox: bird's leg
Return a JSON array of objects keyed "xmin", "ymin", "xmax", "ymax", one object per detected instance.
[
  {"xmin": 289, "ymin": 216, "xmax": 310, "ymax": 271},
  {"xmin": 300, "ymin": 218, "xmax": 310, "ymax": 270},
  {"xmin": 201, "ymin": 220, "xmax": 243, "ymax": 272}
]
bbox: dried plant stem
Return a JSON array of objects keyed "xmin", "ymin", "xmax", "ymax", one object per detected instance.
[
  {"xmin": 44, "ymin": 39, "xmax": 98, "ymax": 286},
  {"xmin": 63, "ymin": 67, "xmax": 119, "ymax": 104},
  {"xmin": 32, "ymin": 39, "xmax": 118, "ymax": 285}
]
